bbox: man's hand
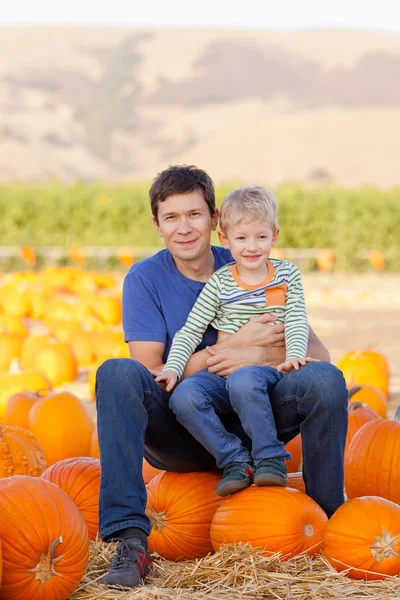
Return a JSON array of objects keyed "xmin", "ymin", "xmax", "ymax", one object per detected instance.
[
  {"xmin": 233, "ymin": 314, "xmax": 285, "ymax": 348},
  {"xmin": 149, "ymin": 369, "xmax": 178, "ymax": 392},
  {"xmin": 205, "ymin": 345, "xmax": 284, "ymax": 377},
  {"xmin": 277, "ymin": 357, "xmax": 316, "ymax": 373}
]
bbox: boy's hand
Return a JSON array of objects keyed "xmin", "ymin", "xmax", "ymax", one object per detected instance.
[
  {"xmin": 149, "ymin": 369, "xmax": 178, "ymax": 392},
  {"xmin": 277, "ymin": 357, "xmax": 315, "ymax": 373}
]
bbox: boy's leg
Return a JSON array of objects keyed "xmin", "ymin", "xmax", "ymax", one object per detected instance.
[
  {"xmin": 96, "ymin": 359, "xmax": 217, "ymax": 542},
  {"xmin": 169, "ymin": 369, "xmax": 252, "ymax": 468},
  {"xmin": 226, "ymin": 366, "xmax": 291, "ymax": 462},
  {"xmin": 270, "ymin": 361, "xmax": 348, "ymax": 517}
]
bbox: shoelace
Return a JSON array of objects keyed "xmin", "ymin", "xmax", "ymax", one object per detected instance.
[{"xmin": 109, "ymin": 538, "xmax": 144, "ymax": 572}]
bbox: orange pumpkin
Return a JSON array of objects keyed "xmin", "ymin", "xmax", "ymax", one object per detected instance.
[
  {"xmin": 92, "ymin": 295, "xmax": 122, "ymax": 326},
  {"xmin": 0, "ymin": 333, "xmax": 24, "ymax": 374},
  {"xmin": 359, "ymin": 350, "xmax": 390, "ymax": 378},
  {"xmin": 0, "ymin": 476, "xmax": 89, "ymax": 599},
  {"xmin": 31, "ymin": 340, "xmax": 78, "ymax": 387},
  {"xmin": 90, "ymin": 428, "xmax": 100, "ymax": 458},
  {"xmin": 66, "ymin": 330, "xmax": 95, "ymax": 368},
  {"xmin": 20, "ymin": 335, "xmax": 51, "ymax": 369},
  {"xmin": 348, "ymin": 385, "xmax": 388, "ymax": 418},
  {"xmin": 337, "ymin": 351, "xmax": 389, "ymax": 398},
  {"xmin": 285, "ymin": 434, "xmax": 302, "ymax": 473},
  {"xmin": 324, "ymin": 496, "xmax": 400, "ymax": 580},
  {"xmin": 29, "ymin": 392, "xmax": 94, "ymax": 466},
  {"xmin": 287, "ymin": 471, "xmax": 306, "ymax": 493},
  {"xmin": 143, "ymin": 459, "xmax": 164, "ymax": 484},
  {"xmin": 3, "ymin": 391, "xmax": 44, "ymax": 429},
  {"xmin": 210, "ymin": 486, "xmax": 327, "ymax": 559},
  {"xmin": 345, "ymin": 402, "xmax": 382, "ymax": 453},
  {"xmin": 0, "ymin": 424, "xmax": 46, "ymax": 477},
  {"xmin": 0, "ymin": 369, "xmax": 52, "ymax": 422},
  {"xmin": 146, "ymin": 471, "xmax": 222, "ymax": 560},
  {"xmin": 345, "ymin": 416, "xmax": 400, "ymax": 503},
  {"xmin": 41, "ymin": 457, "xmax": 101, "ymax": 541}
]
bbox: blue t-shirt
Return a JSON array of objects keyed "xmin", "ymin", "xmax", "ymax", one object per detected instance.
[{"xmin": 123, "ymin": 246, "xmax": 233, "ymax": 363}]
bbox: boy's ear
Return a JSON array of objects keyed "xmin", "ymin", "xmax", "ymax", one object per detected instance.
[
  {"xmin": 272, "ymin": 228, "xmax": 280, "ymax": 246},
  {"xmin": 218, "ymin": 230, "xmax": 230, "ymax": 249}
]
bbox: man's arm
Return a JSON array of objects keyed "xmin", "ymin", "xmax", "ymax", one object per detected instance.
[
  {"xmin": 128, "ymin": 341, "xmax": 165, "ymax": 372},
  {"xmin": 307, "ymin": 325, "xmax": 330, "ymax": 362}
]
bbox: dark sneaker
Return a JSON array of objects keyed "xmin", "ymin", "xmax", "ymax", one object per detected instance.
[
  {"xmin": 100, "ymin": 538, "xmax": 153, "ymax": 588},
  {"xmin": 254, "ymin": 458, "xmax": 288, "ymax": 486},
  {"xmin": 216, "ymin": 462, "xmax": 254, "ymax": 497}
]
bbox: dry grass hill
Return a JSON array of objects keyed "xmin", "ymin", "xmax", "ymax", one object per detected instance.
[{"xmin": 1, "ymin": 26, "xmax": 400, "ymax": 185}]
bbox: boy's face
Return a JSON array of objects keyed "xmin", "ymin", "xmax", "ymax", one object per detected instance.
[
  {"xmin": 218, "ymin": 219, "xmax": 279, "ymax": 271},
  {"xmin": 153, "ymin": 190, "xmax": 219, "ymax": 263}
]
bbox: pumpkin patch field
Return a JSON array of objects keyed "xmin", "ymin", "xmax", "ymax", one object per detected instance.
[{"xmin": 0, "ymin": 266, "xmax": 399, "ymax": 599}]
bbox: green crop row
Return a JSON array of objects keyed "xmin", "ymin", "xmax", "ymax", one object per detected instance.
[{"xmin": 0, "ymin": 182, "xmax": 399, "ymax": 270}]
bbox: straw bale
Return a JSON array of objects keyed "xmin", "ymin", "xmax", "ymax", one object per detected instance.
[{"xmin": 69, "ymin": 538, "xmax": 400, "ymax": 600}]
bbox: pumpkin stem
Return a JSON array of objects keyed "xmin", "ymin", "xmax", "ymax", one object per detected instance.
[
  {"xmin": 370, "ymin": 528, "xmax": 400, "ymax": 561},
  {"xmin": 394, "ymin": 406, "xmax": 400, "ymax": 422},
  {"xmin": 28, "ymin": 536, "xmax": 64, "ymax": 586},
  {"xmin": 146, "ymin": 507, "xmax": 168, "ymax": 532}
]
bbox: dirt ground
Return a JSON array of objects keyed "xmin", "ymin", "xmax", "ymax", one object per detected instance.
[{"xmin": 303, "ymin": 273, "xmax": 400, "ymax": 415}]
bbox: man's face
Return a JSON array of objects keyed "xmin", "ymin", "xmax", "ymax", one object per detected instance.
[{"xmin": 154, "ymin": 190, "xmax": 219, "ymax": 262}]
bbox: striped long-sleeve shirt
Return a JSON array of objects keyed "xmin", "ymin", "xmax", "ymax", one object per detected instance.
[{"xmin": 163, "ymin": 258, "xmax": 309, "ymax": 378}]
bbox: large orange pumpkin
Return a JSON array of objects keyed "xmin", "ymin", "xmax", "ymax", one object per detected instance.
[
  {"xmin": 345, "ymin": 416, "xmax": 400, "ymax": 503},
  {"xmin": 345, "ymin": 402, "xmax": 382, "ymax": 453},
  {"xmin": 348, "ymin": 385, "xmax": 388, "ymax": 418},
  {"xmin": 324, "ymin": 496, "xmax": 400, "ymax": 580},
  {"xmin": 41, "ymin": 457, "xmax": 101, "ymax": 541},
  {"xmin": 29, "ymin": 392, "xmax": 94, "ymax": 466},
  {"xmin": 211, "ymin": 486, "xmax": 327, "ymax": 559},
  {"xmin": 0, "ymin": 369, "xmax": 52, "ymax": 422},
  {"xmin": 0, "ymin": 476, "xmax": 89, "ymax": 599},
  {"xmin": 337, "ymin": 351, "xmax": 389, "ymax": 398},
  {"xmin": 0, "ymin": 424, "xmax": 46, "ymax": 477},
  {"xmin": 3, "ymin": 391, "xmax": 45, "ymax": 429},
  {"xmin": 143, "ymin": 459, "xmax": 164, "ymax": 484},
  {"xmin": 146, "ymin": 471, "xmax": 222, "ymax": 560},
  {"xmin": 285, "ymin": 434, "xmax": 302, "ymax": 473}
]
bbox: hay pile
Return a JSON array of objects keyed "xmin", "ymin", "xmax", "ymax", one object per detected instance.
[{"xmin": 70, "ymin": 540, "xmax": 400, "ymax": 600}]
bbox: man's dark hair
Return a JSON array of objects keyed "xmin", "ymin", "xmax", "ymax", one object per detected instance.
[{"xmin": 149, "ymin": 165, "xmax": 216, "ymax": 222}]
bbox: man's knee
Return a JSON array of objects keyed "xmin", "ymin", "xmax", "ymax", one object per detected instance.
[
  {"xmin": 305, "ymin": 361, "xmax": 348, "ymax": 411},
  {"xmin": 96, "ymin": 358, "xmax": 148, "ymax": 404}
]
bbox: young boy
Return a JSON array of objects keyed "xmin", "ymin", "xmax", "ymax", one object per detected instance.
[{"xmin": 152, "ymin": 185, "xmax": 314, "ymax": 497}]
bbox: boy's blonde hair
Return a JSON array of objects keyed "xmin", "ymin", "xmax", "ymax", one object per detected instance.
[{"xmin": 219, "ymin": 186, "xmax": 279, "ymax": 233}]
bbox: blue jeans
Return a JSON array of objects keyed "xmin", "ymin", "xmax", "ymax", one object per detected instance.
[
  {"xmin": 169, "ymin": 366, "xmax": 290, "ymax": 468},
  {"xmin": 96, "ymin": 359, "xmax": 348, "ymax": 539}
]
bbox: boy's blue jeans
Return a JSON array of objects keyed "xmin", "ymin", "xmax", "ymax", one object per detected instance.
[
  {"xmin": 96, "ymin": 359, "xmax": 348, "ymax": 540},
  {"xmin": 169, "ymin": 366, "xmax": 291, "ymax": 468}
]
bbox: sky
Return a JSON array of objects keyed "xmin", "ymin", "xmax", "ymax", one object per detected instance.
[{"xmin": 1, "ymin": 0, "xmax": 400, "ymax": 31}]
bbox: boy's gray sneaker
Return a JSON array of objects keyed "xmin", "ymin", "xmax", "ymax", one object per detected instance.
[
  {"xmin": 99, "ymin": 538, "xmax": 153, "ymax": 588},
  {"xmin": 216, "ymin": 462, "xmax": 254, "ymax": 497},
  {"xmin": 254, "ymin": 458, "xmax": 288, "ymax": 486}
]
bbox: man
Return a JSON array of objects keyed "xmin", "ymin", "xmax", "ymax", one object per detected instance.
[{"xmin": 97, "ymin": 165, "xmax": 348, "ymax": 588}]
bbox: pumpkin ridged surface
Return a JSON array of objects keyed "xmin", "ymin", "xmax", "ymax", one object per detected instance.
[
  {"xmin": 41, "ymin": 457, "xmax": 100, "ymax": 540},
  {"xmin": 146, "ymin": 471, "xmax": 222, "ymax": 560},
  {"xmin": 345, "ymin": 419, "xmax": 400, "ymax": 503},
  {"xmin": 0, "ymin": 475, "xmax": 89, "ymax": 599},
  {"xmin": 324, "ymin": 496, "xmax": 400, "ymax": 580},
  {"xmin": 211, "ymin": 486, "xmax": 327, "ymax": 559},
  {"xmin": 345, "ymin": 402, "xmax": 382, "ymax": 454},
  {"xmin": 0, "ymin": 424, "xmax": 46, "ymax": 478}
]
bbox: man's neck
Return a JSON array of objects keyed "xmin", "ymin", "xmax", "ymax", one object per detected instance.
[{"xmin": 173, "ymin": 248, "xmax": 216, "ymax": 282}]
